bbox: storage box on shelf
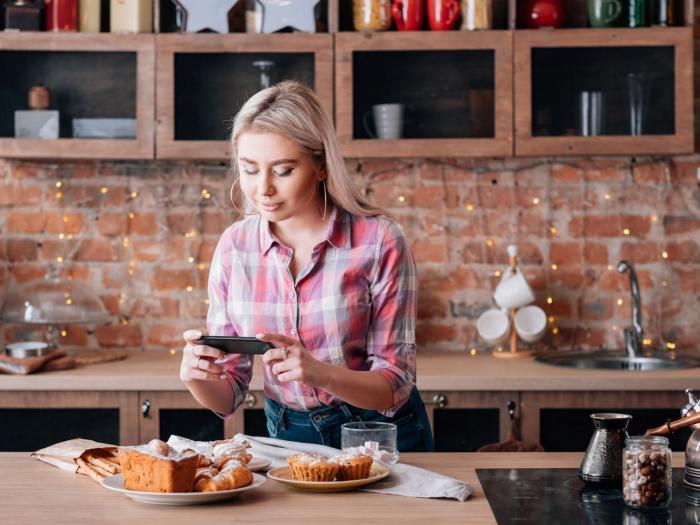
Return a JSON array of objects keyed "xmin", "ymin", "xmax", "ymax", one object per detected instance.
[
  {"xmin": 335, "ymin": 31, "xmax": 513, "ymax": 158},
  {"xmin": 0, "ymin": 33, "xmax": 154, "ymax": 159},
  {"xmin": 155, "ymin": 33, "xmax": 333, "ymax": 160},
  {"xmin": 514, "ymin": 27, "xmax": 693, "ymax": 156}
]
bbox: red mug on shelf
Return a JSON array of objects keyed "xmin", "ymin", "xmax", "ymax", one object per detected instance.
[
  {"xmin": 392, "ymin": 0, "xmax": 425, "ymax": 30},
  {"xmin": 518, "ymin": 0, "xmax": 565, "ymax": 28},
  {"xmin": 427, "ymin": 0, "xmax": 460, "ymax": 30}
]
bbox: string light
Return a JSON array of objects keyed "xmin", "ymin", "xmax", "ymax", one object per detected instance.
[
  {"xmin": 130, "ymin": 191, "xmax": 138, "ymax": 198},
  {"xmin": 607, "ymin": 264, "xmax": 613, "ymax": 271},
  {"xmin": 622, "ymin": 228, "xmax": 630, "ymax": 235},
  {"xmin": 100, "ymin": 187, "xmax": 108, "ymax": 194},
  {"xmin": 604, "ymin": 193, "xmax": 611, "ymax": 200},
  {"xmin": 666, "ymin": 342, "xmax": 676, "ymax": 350},
  {"xmin": 128, "ymin": 212, "xmax": 135, "ymax": 219},
  {"xmin": 494, "ymin": 270, "xmax": 501, "ymax": 277},
  {"xmin": 55, "ymin": 181, "xmax": 62, "ymax": 188},
  {"xmin": 548, "ymin": 316, "xmax": 555, "ymax": 323},
  {"xmin": 552, "ymin": 327, "xmax": 559, "ymax": 335},
  {"xmin": 643, "ymin": 338, "xmax": 652, "ymax": 346},
  {"xmin": 55, "ymin": 191, "xmax": 62, "ymax": 200},
  {"xmin": 56, "ymin": 256, "xmax": 63, "ymax": 263},
  {"xmin": 469, "ymin": 348, "xmax": 477, "ymax": 356},
  {"xmin": 532, "ymin": 197, "xmax": 540, "ymax": 205},
  {"xmin": 58, "ymin": 233, "xmax": 64, "ymax": 240},
  {"xmin": 465, "ymin": 203, "xmax": 474, "ymax": 211},
  {"xmin": 547, "ymin": 296, "xmax": 553, "ymax": 304},
  {"xmin": 661, "ymin": 251, "xmax": 668, "ymax": 259},
  {"xmin": 169, "ymin": 348, "xmax": 177, "ymax": 355},
  {"xmin": 188, "ymin": 256, "xmax": 195, "ymax": 263},
  {"xmin": 62, "ymin": 215, "xmax": 69, "ymax": 223},
  {"xmin": 651, "ymin": 214, "xmax": 658, "ymax": 223},
  {"xmin": 186, "ymin": 286, "xmax": 193, "ymax": 292},
  {"xmin": 122, "ymin": 237, "xmax": 129, "ymax": 248},
  {"xmin": 397, "ymin": 195, "xmax": 405, "ymax": 203},
  {"xmin": 486, "ymin": 239, "xmax": 494, "ymax": 248},
  {"xmin": 617, "ymin": 298, "xmax": 624, "ymax": 306},
  {"xmin": 60, "ymin": 329, "xmax": 67, "ymax": 337},
  {"xmin": 662, "ymin": 280, "xmax": 668, "ymax": 287},
  {"xmin": 551, "ymin": 264, "xmax": 558, "ymax": 271},
  {"xmin": 203, "ymin": 299, "xmax": 210, "ymax": 305},
  {"xmin": 549, "ymin": 227, "xmax": 558, "ymax": 235},
  {"xmin": 197, "ymin": 263, "xmax": 206, "ymax": 270}
]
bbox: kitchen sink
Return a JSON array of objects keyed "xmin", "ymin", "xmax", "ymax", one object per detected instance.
[{"xmin": 535, "ymin": 349, "xmax": 700, "ymax": 371}]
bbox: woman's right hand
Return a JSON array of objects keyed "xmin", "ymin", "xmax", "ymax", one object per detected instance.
[{"xmin": 180, "ymin": 329, "xmax": 226, "ymax": 383}]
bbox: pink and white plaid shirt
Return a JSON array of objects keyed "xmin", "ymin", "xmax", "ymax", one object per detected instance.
[{"xmin": 207, "ymin": 205, "xmax": 417, "ymax": 418}]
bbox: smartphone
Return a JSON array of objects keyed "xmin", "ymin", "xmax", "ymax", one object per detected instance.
[{"xmin": 194, "ymin": 336, "xmax": 273, "ymax": 355}]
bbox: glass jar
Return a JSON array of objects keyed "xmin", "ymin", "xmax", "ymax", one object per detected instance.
[
  {"xmin": 623, "ymin": 435, "xmax": 672, "ymax": 509},
  {"xmin": 353, "ymin": 0, "xmax": 392, "ymax": 30}
]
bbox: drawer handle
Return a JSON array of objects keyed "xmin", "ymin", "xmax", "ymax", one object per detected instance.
[
  {"xmin": 142, "ymin": 399, "xmax": 151, "ymax": 418},
  {"xmin": 430, "ymin": 394, "xmax": 448, "ymax": 408},
  {"xmin": 244, "ymin": 392, "xmax": 257, "ymax": 408}
]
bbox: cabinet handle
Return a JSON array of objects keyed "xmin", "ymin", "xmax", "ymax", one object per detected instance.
[
  {"xmin": 142, "ymin": 399, "xmax": 151, "ymax": 418},
  {"xmin": 244, "ymin": 392, "xmax": 257, "ymax": 408},
  {"xmin": 429, "ymin": 394, "xmax": 448, "ymax": 408}
]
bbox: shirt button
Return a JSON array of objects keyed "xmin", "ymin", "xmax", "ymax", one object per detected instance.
[
  {"xmin": 288, "ymin": 292, "xmax": 295, "ymax": 299},
  {"xmin": 291, "ymin": 329, "xmax": 297, "ymax": 336}
]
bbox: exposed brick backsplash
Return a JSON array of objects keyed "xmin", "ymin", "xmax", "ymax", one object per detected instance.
[{"xmin": 1, "ymin": 156, "xmax": 699, "ymax": 356}]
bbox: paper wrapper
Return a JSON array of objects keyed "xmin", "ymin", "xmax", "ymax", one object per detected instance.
[{"xmin": 31, "ymin": 438, "xmax": 118, "ymax": 472}]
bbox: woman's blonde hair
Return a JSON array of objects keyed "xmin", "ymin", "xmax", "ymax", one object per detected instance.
[{"xmin": 229, "ymin": 80, "xmax": 386, "ymax": 218}]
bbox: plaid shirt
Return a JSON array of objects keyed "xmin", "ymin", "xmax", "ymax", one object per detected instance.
[{"xmin": 207, "ymin": 205, "xmax": 417, "ymax": 418}]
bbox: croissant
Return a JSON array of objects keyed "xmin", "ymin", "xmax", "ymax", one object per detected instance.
[{"xmin": 195, "ymin": 464, "xmax": 253, "ymax": 492}]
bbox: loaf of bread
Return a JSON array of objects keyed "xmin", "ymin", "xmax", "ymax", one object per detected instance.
[{"xmin": 118, "ymin": 439, "xmax": 200, "ymax": 493}]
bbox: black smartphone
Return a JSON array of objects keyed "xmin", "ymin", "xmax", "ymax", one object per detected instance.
[{"xmin": 194, "ymin": 336, "xmax": 273, "ymax": 355}]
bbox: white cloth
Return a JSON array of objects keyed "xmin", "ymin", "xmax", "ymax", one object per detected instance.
[{"xmin": 236, "ymin": 434, "xmax": 472, "ymax": 501}]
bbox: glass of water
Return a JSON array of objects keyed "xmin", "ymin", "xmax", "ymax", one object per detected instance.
[{"xmin": 340, "ymin": 421, "xmax": 399, "ymax": 464}]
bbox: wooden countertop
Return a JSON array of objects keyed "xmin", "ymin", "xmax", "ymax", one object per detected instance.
[
  {"xmin": 4, "ymin": 451, "xmax": 685, "ymax": 525},
  {"xmin": 2, "ymin": 350, "xmax": 700, "ymax": 391}
]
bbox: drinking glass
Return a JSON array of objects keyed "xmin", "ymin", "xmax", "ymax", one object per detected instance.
[{"xmin": 341, "ymin": 422, "xmax": 399, "ymax": 464}]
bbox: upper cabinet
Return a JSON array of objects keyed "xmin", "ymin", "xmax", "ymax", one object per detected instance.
[
  {"xmin": 0, "ymin": 33, "xmax": 154, "ymax": 160},
  {"xmin": 0, "ymin": 0, "xmax": 694, "ymax": 159}
]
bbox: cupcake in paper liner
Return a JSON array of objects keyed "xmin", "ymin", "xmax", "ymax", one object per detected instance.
[
  {"xmin": 332, "ymin": 452, "xmax": 373, "ymax": 480},
  {"xmin": 287, "ymin": 453, "xmax": 339, "ymax": 481}
]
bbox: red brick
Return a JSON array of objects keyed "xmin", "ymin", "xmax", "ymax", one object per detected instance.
[
  {"xmin": 416, "ymin": 322, "xmax": 457, "ymax": 344},
  {"xmin": 101, "ymin": 187, "xmax": 130, "ymax": 207},
  {"xmin": 59, "ymin": 326, "xmax": 88, "ymax": 346},
  {"xmin": 619, "ymin": 242, "xmax": 662, "ymax": 263},
  {"xmin": 579, "ymin": 296, "xmax": 614, "ymax": 320},
  {"xmin": 71, "ymin": 162, "xmax": 98, "ymax": 179},
  {"xmin": 550, "ymin": 187, "xmax": 588, "ymax": 211},
  {"xmin": 147, "ymin": 324, "xmax": 185, "ymax": 348},
  {"xmin": 75, "ymin": 239, "xmax": 121, "ymax": 262},
  {"xmin": 152, "ymin": 269, "xmax": 196, "ymax": 291},
  {"xmin": 573, "ymin": 328, "xmax": 608, "ymax": 349},
  {"xmin": 550, "ymin": 268, "xmax": 584, "ymax": 289},
  {"xmin": 461, "ymin": 242, "xmax": 486, "ymax": 264},
  {"xmin": 95, "ymin": 325, "xmax": 143, "ymax": 347},
  {"xmin": 0, "ymin": 184, "xmax": 43, "ymax": 206},
  {"xmin": 60, "ymin": 265, "xmax": 90, "ymax": 281},
  {"xmin": 551, "ymin": 242, "xmax": 582, "ymax": 264},
  {"xmin": 129, "ymin": 297, "xmax": 180, "ymax": 318},
  {"xmin": 167, "ymin": 214, "xmax": 196, "ymax": 235},
  {"xmin": 182, "ymin": 297, "xmax": 209, "ymax": 318},
  {"xmin": 202, "ymin": 211, "xmax": 234, "ymax": 234},
  {"xmin": 551, "ymin": 164, "xmax": 584, "ymax": 183},
  {"xmin": 664, "ymin": 241, "xmax": 700, "ymax": 263},
  {"xmin": 11, "ymin": 163, "xmax": 45, "ymax": 179},
  {"xmin": 576, "ymin": 159, "xmax": 627, "ymax": 182},
  {"xmin": 669, "ymin": 160, "xmax": 700, "ymax": 184},
  {"xmin": 417, "ymin": 293, "xmax": 449, "ymax": 319},
  {"xmin": 569, "ymin": 215, "xmax": 651, "ymax": 237},
  {"xmin": 677, "ymin": 270, "xmax": 700, "ymax": 293},
  {"xmin": 196, "ymin": 268, "xmax": 208, "ymax": 289},
  {"xmin": 101, "ymin": 266, "xmax": 128, "ymax": 289},
  {"xmin": 45, "ymin": 213, "xmax": 85, "ymax": 234},
  {"xmin": 412, "ymin": 239, "xmax": 448, "ymax": 263},
  {"xmin": 663, "ymin": 216, "xmax": 700, "ymax": 235},
  {"xmin": 413, "ymin": 186, "xmax": 447, "ymax": 208},
  {"xmin": 132, "ymin": 239, "xmax": 186, "ymax": 262},
  {"xmin": 196, "ymin": 240, "xmax": 218, "ymax": 264},
  {"xmin": 54, "ymin": 186, "xmax": 102, "ymax": 207},
  {"xmin": 585, "ymin": 243, "xmax": 608, "ymax": 265},
  {"xmin": 370, "ymin": 183, "xmax": 414, "ymax": 208},
  {"xmin": 129, "ymin": 213, "xmax": 158, "ymax": 236},
  {"xmin": 477, "ymin": 186, "xmax": 514, "ymax": 209},
  {"xmin": 100, "ymin": 294, "xmax": 122, "ymax": 315},
  {"xmin": 632, "ymin": 162, "xmax": 668, "ymax": 184},
  {"xmin": 6, "ymin": 212, "xmax": 49, "ymax": 233},
  {"xmin": 97, "ymin": 212, "xmax": 128, "ymax": 236},
  {"xmin": 517, "ymin": 212, "xmax": 546, "ymax": 236},
  {"xmin": 9, "ymin": 265, "xmax": 47, "ymax": 282},
  {"xmin": 598, "ymin": 270, "xmax": 654, "ymax": 291},
  {"xmin": 5, "ymin": 239, "xmax": 38, "ymax": 261}
]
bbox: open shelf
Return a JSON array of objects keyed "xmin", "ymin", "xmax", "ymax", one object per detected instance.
[
  {"xmin": 0, "ymin": 33, "xmax": 153, "ymax": 160},
  {"xmin": 514, "ymin": 27, "xmax": 693, "ymax": 156},
  {"xmin": 335, "ymin": 31, "xmax": 513, "ymax": 158},
  {"xmin": 155, "ymin": 33, "xmax": 333, "ymax": 160}
]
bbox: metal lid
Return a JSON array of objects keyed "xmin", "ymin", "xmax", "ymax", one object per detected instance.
[{"xmin": 682, "ymin": 388, "xmax": 700, "ymax": 417}]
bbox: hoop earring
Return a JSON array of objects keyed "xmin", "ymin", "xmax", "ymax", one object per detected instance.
[{"xmin": 320, "ymin": 180, "xmax": 327, "ymax": 220}]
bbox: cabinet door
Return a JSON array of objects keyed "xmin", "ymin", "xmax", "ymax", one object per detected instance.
[
  {"xmin": 0, "ymin": 391, "xmax": 138, "ymax": 451},
  {"xmin": 421, "ymin": 391, "xmax": 519, "ymax": 452},
  {"xmin": 138, "ymin": 392, "xmax": 239, "ymax": 443},
  {"xmin": 520, "ymin": 391, "xmax": 690, "ymax": 452}
]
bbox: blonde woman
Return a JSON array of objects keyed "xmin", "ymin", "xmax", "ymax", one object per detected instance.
[{"xmin": 180, "ymin": 81, "xmax": 433, "ymax": 451}]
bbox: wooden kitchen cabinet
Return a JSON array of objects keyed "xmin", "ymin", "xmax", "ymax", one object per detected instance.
[
  {"xmin": 0, "ymin": 33, "xmax": 154, "ymax": 160},
  {"xmin": 335, "ymin": 31, "xmax": 513, "ymax": 158},
  {"xmin": 520, "ymin": 391, "xmax": 691, "ymax": 452},
  {"xmin": 155, "ymin": 33, "xmax": 333, "ymax": 160},
  {"xmin": 514, "ymin": 28, "xmax": 694, "ymax": 156}
]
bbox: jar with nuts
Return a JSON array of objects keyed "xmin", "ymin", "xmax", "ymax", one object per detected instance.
[
  {"xmin": 353, "ymin": 0, "xmax": 392, "ymax": 30},
  {"xmin": 623, "ymin": 435, "xmax": 672, "ymax": 509}
]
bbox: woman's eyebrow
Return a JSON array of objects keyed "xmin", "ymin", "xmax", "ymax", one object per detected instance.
[{"xmin": 239, "ymin": 157, "xmax": 298, "ymax": 166}]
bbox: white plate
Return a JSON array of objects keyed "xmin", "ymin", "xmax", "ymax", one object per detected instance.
[
  {"xmin": 267, "ymin": 464, "xmax": 391, "ymax": 492},
  {"xmin": 102, "ymin": 473, "xmax": 266, "ymax": 505},
  {"xmin": 247, "ymin": 456, "xmax": 272, "ymax": 472}
]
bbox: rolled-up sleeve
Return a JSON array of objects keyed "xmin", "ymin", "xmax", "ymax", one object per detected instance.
[
  {"xmin": 207, "ymin": 231, "xmax": 252, "ymax": 420},
  {"xmin": 366, "ymin": 221, "xmax": 417, "ymax": 417}
]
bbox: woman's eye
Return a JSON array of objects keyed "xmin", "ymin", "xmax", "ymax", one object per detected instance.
[
  {"xmin": 242, "ymin": 168, "xmax": 258, "ymax": 175},
  {"xmin": 274, "ymin": 169, "xmax": 293, "ymax": 177}
]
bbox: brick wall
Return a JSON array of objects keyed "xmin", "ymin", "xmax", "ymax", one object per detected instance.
[{"xmin": 1, "ymin": 156, "xmax": 699, "ymax": 355}]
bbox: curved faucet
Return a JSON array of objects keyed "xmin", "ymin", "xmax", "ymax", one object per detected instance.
[{"xmin": 617, "ymin": 260, "xmax": 643, "ymax": 358}]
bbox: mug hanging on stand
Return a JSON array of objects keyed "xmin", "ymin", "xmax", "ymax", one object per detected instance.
[{"xmin": 363, "ymin": 103, "xmax": 405, "ymax": 139}]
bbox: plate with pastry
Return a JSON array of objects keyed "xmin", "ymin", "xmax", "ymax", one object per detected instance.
[
  {"xmin": 266, "ymin": 452, "xmax": 390, "ymax": 492},
  {"xmin": 102, "ymin": 438, "xmax": 265, "ymax": 505}
]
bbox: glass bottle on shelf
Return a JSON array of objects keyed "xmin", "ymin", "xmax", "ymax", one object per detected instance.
[
  {"xmin": 78, "ymin": 0, "xmax": 101, "ymax": 32},
  {"xmin": 353, "ymin": 0, "xmax": 392, "ymax": 30},
  {"xmin": 110, "ymin": 0, "xmax": 153, "ymax": 33},
  {"xmin": 460, "ymin": 0, "xmax": 492, "ymax": 30},
  {"xmin": 4, "ymin": 0, "xmax": 45, "ymax": 31},
  {"xmin": 245, "ymin": 0, "xmax": 262, "ymax": 32},
  {"xmin": 45, "ymin": 0, "xmax": 77, "ymax": 31},
  {"xmin": 652, "ymin": 0, "xmax": 674, "ymax": 25}
]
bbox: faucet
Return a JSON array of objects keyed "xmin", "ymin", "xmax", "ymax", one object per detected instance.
[{"xmin": 616, "ymin": 260, "xmax": 643, "ymax": 358}]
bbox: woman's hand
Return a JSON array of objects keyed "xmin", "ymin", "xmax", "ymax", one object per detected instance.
[
  {"xmin": 258, "ymin": 333, "xmax": 329, "ymax": 388},
  {"xmin": 180, "ymin": 329, "xmax": 226, "ymax": 383}
]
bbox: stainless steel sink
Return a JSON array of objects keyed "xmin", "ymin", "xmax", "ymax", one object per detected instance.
[{"xmin": 535, "ymin": 349, "xmax": 700, "ymax": 371}]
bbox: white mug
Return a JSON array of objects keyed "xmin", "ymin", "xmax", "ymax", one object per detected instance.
[
  {"xmin": 476, "ymin": 308, "xmax": 510, "ymax": 345},
  {"xmin": 363, "ymin": 103, "xmax": 404, "ymax": 139},
  {"xmin": 493, "ymin": 268, "xmax": 535, "ymax": 310},
  {"xmin": 514, "ymin": 305, "xmax": 547, "ymax": 343}
]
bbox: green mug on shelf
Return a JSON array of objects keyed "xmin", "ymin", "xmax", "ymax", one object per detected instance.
[{"xmin": 587, "ymin": 0, "xmax": 622, "ymax": 27}]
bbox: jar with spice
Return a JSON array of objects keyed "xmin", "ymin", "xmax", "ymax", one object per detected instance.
[
  {"xmin": 622, "ymin": 435, "xmax": 672, "ymax": 509},
  {"xmin": 353, "ymin": 0, "xmax": 392, "ymax": 30}
]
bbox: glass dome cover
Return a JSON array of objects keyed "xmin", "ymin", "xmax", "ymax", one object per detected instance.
[{"xmin": 0, "ymin": 267, "xmax": 110, "ymax": 325}]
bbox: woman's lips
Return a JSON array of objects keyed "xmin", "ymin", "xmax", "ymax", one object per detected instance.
[{"xmin": 259, "ymin": 202, "xmax": 281, "ymax": 212}]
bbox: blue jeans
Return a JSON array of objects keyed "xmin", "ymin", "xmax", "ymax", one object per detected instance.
[{"xmin": 263, "ymin": 387, "xmax": 435, "ymax": 452}]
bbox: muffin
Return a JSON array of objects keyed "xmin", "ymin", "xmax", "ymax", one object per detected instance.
[
  {"xmin": 332, "ymin": 453, "xmax": 373, "ymax": 481},
  {"xmin": 287, "ymin": 453, "xmax": 339, "ymax": 481}
]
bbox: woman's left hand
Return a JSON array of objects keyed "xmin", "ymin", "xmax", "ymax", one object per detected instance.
[{"xmin": 257, "ymin": 332, "xmax": 328, "ymax": 388}]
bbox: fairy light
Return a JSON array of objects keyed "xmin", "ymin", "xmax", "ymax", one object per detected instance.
[
  {"xmin": 551, "ymin": 264, "xmax": 558, "ymax": 271},
  {"xmin": 169, "ymin": 348, "xmax": 177, "ymax": 355},
  {"xmin": 532, "ymin": 197, "xmax": 540, "ymax": 205},
  {"xmin": 62, "ymin": 215, "xmax": 69, "ymax": 223},
  {"xmin": 56, "ymin": 256, "xmax": 63, "ymax": 263},
  {"xmin": 469, "ymin": 348, "xmax": 477, "ymax": 356},
  {"xmin": 397, "ymin": 195, "xmax": 405, "ymax": 203},
  {"xmin": 197, "ymin": 263, "xmax": 206, "ymax": 270},
  {"xmin": 494, "ymin": 270, "xmax": 501, "ymax": 277},
  {"xmin": 666, "ymin": 342, "xmax": 677, "ymax": 350},
  {"xmin": 607, "ymin": 264, "xmax": 613, "ymax": 271},
  {"xmin": 617, "ymin": 298, "xmax": 624, "ymax": 306},
  {"xmin": 651, "ymin": 214, "xmax": 658, "ymax": 223},
  {"xmin": 661, "ymin": 251, "xmax": 668, "ymax": 259},
  {"xmin": 662, "ymin": 280, "xmax": 668, "ymax": 287},
  {"xmin": 604, "ymin": 193, "xmax": 611, "ymax": 200},
  {"xmin": 122, "ymin": 237, "xmax": 129, "ymax": 248},
  {"xmin": 130, "ymin": 191, "xmax": 138, "ymax": 198},
  {"xmin": 55, "ymin": 181, "xmax": 62, "ymax": 188},
  {"xmin": 128, "ymin": 212, "xmax": 135, "ymax": 219},
  {"xmin": 65, "ymin": 298, "xmax": 72, "ymax": 305},
  {"xmin": 67, "ymin": 234, "xmax": 73, "ymax": 240},
  {"xmin": 185, "ymin": 230, "xmax": 196, "ymax": 238},
  {"xmin": 188, "ymin": 256, "xmax": 195, "ymax": 263},
  {"xmin": 186, "ymin": 285, "xmax": 193, "ymax": 292},
  {"xmin": 58, "ymin": 233, "xmax": 64, "ymax": 240},
  {"xmin": 623, "ymin": 228, "xmax": 630, "ymax": 236},
  {"xmin": 548, "ymin": 316, "xmax": 555, "ymax": 323},
  {"xmin": 60, "ymin": 329, "xmax": 67, "ymax": 337},
  {"xmin": 552, "ymin": 327, "xmax": 559, "ymax": 335},
  {"xmin": 642, "ymin": 338, "xmax": 652, "ymax": 346},
  {"xmin": 495, "ymin": 346, "xmax": 503, "ymax": 353},
  {"xmin": 55, "ymin": 191, "xmax": 63, "ymax": 200},
  {"xmin": 202, "ymin": 189, "xmax": 211, "ymax": 199},
  {"xmin": 203, "ymin": 299, "xmax": 210, "ymax": 305},
  {"xmin": 549, "ymin": 227, "xmax": 558, "ymax": 235},
  {"xmin": 100, "ymin": 187, "xmax": 108, "ymax": 194},
  {"xmin": 465, "ymin": 203, "xmax": 474, "ymax": 211},
  {"xmin": 122, "ymin": 318, "xmax": 129, "ymax": 325},
  {"xmin": 547, "ymin": 296, "xmax": 553, "ymax": 304},
  {"xmin": 486, "ymin": 239, "xmax": 494, "ymax": 248}
]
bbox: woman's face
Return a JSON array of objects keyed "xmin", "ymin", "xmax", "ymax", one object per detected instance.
[{"xmin": 237, "ymin": 131, "xmax": 323, "ymax": 223}]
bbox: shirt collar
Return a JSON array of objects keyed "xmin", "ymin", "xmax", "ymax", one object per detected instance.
[{"xmin": 259, "ymin": 204, "xmax": 351, "ymax": 255}]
